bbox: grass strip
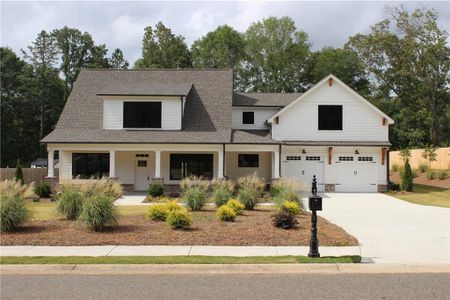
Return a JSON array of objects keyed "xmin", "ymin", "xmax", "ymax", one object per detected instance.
[{"xmin": 0, "ymin": 255, "xmax": 361, "ymax": 265}]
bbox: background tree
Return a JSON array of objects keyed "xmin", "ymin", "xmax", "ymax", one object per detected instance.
[
  {"xmin": 14, "ymin": 159, "xmax": 24, "ymax": 183},
  {"xmin": 109, "ymin": 48, "xmax": 129, "ymax": 69},
  {"xmin": 134, "ymin": 22, "xmax": 191, "ymax": 68},
  {"xmin": 401, "ymin": 159, "xmax": 414, "ymax": 192},
  {"xmin": 421, "ymin": 145, "xmax": 438, "ymax": 168},
  {"xmin": 191, "ymin": 25, "xmax": 245, "ymax": 69},
  {"xmin": 346, "ymin": 7, "xmax": 450, "ymax": 148},
  {"xmin": 237, "ymin": 17, "xmax": 311, "ymax": 92}
]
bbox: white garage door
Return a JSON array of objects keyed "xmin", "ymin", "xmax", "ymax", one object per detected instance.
[
  {"xmin": 282, "ymin": 154, "xmax": 325, "ymax": 192},
  {"xmin": 335, "ymin": 155, "xmax": 378, "ymax": 192}
]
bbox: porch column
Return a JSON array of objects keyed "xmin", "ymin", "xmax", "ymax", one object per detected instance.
[
  {"xmin": 273, "ymin": 149, "xmax": 280, "ymax": 179},
  {"xmin": 109, "ymin": 150, "xmax": 116, "ymax": 178},
  {"xmin": 218, "ymin": 147, "xmax": 224, "ymax": 179},
  {"xmin": 47, "ymin": 149, "xmax": 55, "ymax": 177},
  {"xmin": 155, "ymin": 150, "xmax": 161, "ymax": 178}
]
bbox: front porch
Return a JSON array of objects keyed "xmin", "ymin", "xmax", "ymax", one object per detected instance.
[{"xmin": 46, "ymin": 144, "xmax": 281, "ymax": 192}]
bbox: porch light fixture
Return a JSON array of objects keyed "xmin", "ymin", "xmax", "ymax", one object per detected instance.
[
  {"xmin": 355, "ymin": 150, "xmax": 359, "ymax": 155},
  {"xmin": 302, "ymin": 149, "xmax": 306, "ymax": 154}
]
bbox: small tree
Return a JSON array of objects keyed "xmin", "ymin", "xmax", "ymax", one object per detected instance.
[
  {"xmin": 401, "ymin": 159, "xmax": 414, "ymax": 192},
  {"xmin": 14, "ymin": 160, "xmax": 24, "ymax": 184},
  {"xmin": 399, "ymin": 148, "xmax": 411, "ymax": 163},
  {"xmin": 422, "ymin": 145, "xmax": 438, "ymax": 169}
]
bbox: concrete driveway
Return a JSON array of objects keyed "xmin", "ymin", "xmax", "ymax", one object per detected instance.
[{"xmin": 303, "ymin": 193, "xmax": 450, "ymax": 264}]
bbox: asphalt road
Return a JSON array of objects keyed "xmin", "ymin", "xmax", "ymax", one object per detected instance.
[{"xmin": 1, "ymin": 273, "xmax": 449, "ymax": 299}]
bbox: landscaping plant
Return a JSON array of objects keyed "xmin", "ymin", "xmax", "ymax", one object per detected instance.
[
  {"xmin": 426, "ymin": 169, "xmax": 436, "ymax": 180},
  {"xmin": 165, "ymin": 200, "xmax": 182, "ymax": 212},
  {"xmin": 401, "ymin": 159, "xmax": 414, "ymax": 192},
  {"xmin": 0, "ymin": 194, "xmax": 30, "ymax": 232},
  {"xmin": 34, "ymin": 181, "xmax": 51, "ymax": 198},
  {"xmin": 417, "ymin": 163, "xmax": 428, "ymax": 173},
  {"xmin": 211, "ymin": 186, "xmax": 232, "ymax": 207},
  {"xmin": 55, "ymin": 190, "xmax": 84, "ymax": 220},
  {"xmin": 78, "ymin": 195, "xmax": 118, "ymax": 231},
  {"xmin": 147, "ymin": 204, "xmax": 170, "ymax": 221},
  {"xmin": 226, "ymin": 199, "xmax": 244, "ymax": 214},
  {"xmin": 183, "ymin": 187, "xmax": 206, "ymax": 211},
  {"xmin": 14, "ymin": 159, "xmax": 24, "ymax": 184},
  {"xmin": 147, "ymin": 182, "xmax": 164, "ymax": 198},
  {"xmin": 391, "ymin": 164, "xmax": 399, "ymax": 172},
  {"xmin": 280, "ymin": 201, "xmax": 301, "ymax": 215},
  {"xmin": 216, "ymin": 205, "xmax": 237, "ymax": 222},
  {"xmin": 422, "ymin": 145, "xmax": 438, "ymax": 169},
  {"xmin": 166, "ymin": 209, "xmax": 192, "ymax": 229},
  {"xmin": 237, "ymin": 187, "xmax": 259, "ymax": 210},
  {"xmin": 237, "ymin": 173, "xmax": 264, "ymax": 193},
  {"xmin": 0, "ymin": 179, "xmax": 35, "ymax": 199},
  {"xmin": 180, "ymin": 176, "xmax": 210, "ymax": 192},
  {"xmin": 78, "ymin": 178, "xmax": 123, "ymax": 200},
  {"xmin": 272, "ymin": 211, "xmax": 298, "ymax": 229},
  {"xmin": 438, "ymin": 170, "xmax": 448, "ymax": 180}
]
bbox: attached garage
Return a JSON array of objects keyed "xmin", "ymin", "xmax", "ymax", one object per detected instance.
[
  {"xmin": 334, "ymin": 155, "xmax": 378, "ymax": 192},
  {"xmin": 281, "ymin": 154, "xmax": 325, "ymax": 192}
]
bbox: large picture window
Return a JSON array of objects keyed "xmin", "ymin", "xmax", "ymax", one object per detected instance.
[
  {"xmin": 238, "ymin": 154, "xmax": 259, "ymax": 168},
  {"xmin": 170, "ymin": 154, "xmax": 213, "ymax": 180},
  {"xmin": 318, "ymin": 105, "xmax": 343, "ymax": 130},
  {"xmin": 72, "ymin": 153, "xmax": 109, "ymax": 179},
  {"xmin": 123, "ymin": 101, "xmax": 162, "ymax": 128}
]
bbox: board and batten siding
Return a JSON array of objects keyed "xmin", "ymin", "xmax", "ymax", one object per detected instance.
[
  {"xmin": 103, "ymin": 98, "xmax": 182, "ymax": 130},
  {"xmin": 232, "ymin": 107, "xmax": 279, "ymax": 129},
  {"xmin": 272, "ymin": 82, "xmax": 389, "ymax": 142}
]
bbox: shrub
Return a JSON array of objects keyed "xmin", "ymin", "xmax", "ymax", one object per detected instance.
[
  {"xmin": 272, "ymin": 211, "xmax": 298, "ymax": 229},
  {"xmin": 0, "ymin": 180, "xmax": 35, "ymax": 199},
  {"xmin": 391, "ymin": 164, "xmax": 399, "ymax": 172},
  {"xmin": 226, "ymin": 199, "xmax": 244, "ymax": 214},
  {"xmin": 77, "ymin": 178, "xmax": 123, "ymax": 200},
  {"xmin": 165, "ymin": 200, "xmax": 182, "ymax": 212},
  {"xmin": 418, "ymin": 163, "xmax": 428, "ymax": 173},
  {"xmin": 269, "ymin": 185, "xmax": 282, "ymax": 197},
  {"xmin": 166, "ymin": 209, "xmax": 192, "ymax": 229},
  {"xmin": 34, "ymin": 181, "xmax": 51, "ymax": 198},
  {"xmin": 216, "ymin": 205, "xmax": 236, "ymax": 222},
  {"xmin": 237, "ymin": 173, "xmax": 264, "ymax": 193},
  {"xmin": 211, "ymin": 186, "xmax": 232, "ymax": 207},
  {"xmin": 78, "ymin": 195, "xmax": 118, "ymax": 231},
  {"xmin": 183, "ymin": 187, "xmax": 206, "ymax": 211},
  {"xmin": 14, "ymin": 159, "xmax": 24, "ymax": 184},
  {"xmin": 147, "ymin": 204, "xmax": 169, "ymax": 221},
  {"xmin": 55, "ymin": 190, "xmax": 84, "ymax": 220},
  {"xmin": 0, "ymin": 195, "xmax": 30, "ymax": 232},
  {"xmin": 237, "ymin": 187, "xmax": 259, "ymax": 210},
  {"xmin": 387, "ymin": 180, "xmax": 400, "ymax": 191},
  {"xmin": 180, "ymin": 176, "xmax": 210, "ymax": 192},
  {"xmin": 280, "ymin": 201, "xmax": 301, "ymax": 215},
  {"xmin": 401, "ymin": 160, "xmax": 413, "ymax": 192},
  {"xmin": 438, "ymin": 170, "xmax": 448, "ymax": 180},
  {"xmin": 147, "ymin": 182, "xmax": 164, "ymax": 197},
  {"xmin": 211, "ymin": 178, "xmax": 234, "ymax": 193},
  {"xmin": 426, "ymin": 169, "xmax": 436, "ymax": 180}
]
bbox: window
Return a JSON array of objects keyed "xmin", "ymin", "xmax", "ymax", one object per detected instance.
[
  {"xmin": 318, "ymin": 105, "xmax": 342, "ymax": 130},
  {"xmin": 286, "ymin": 156, "xmax": 301, "ymax": 161},
  {"xmin": 137, "ymin": 160, "xmax": 147, "ymax": 167},
  {"xmin": 306, "ymin": 156, "xmax": 321, "ymax": 161},
  {"xmin": 338, "ymin": 156, "xmax": 354, "ymax": 161},
  {"xmin": 242, "ymin": 112, "xmax": 254, "ymax": 124},
  {"xmin": 72, "ymin": 153, "xmax": 109, "ymax": 179},
  {"xmin": 358, "ymin": 156, "xmax": 373, "ymax": 162},
  {"xmin": 238, "ymin": 154, "xmax": 259, "ymax": 167},
  {"xmin": 170, "ymin": 154, "xmax": 213, "ymax": 180},
  {"xmin": 123, "ymin": 101, "xmax": 161, "ymax": 128}
]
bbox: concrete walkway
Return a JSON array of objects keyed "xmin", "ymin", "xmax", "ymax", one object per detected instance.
[
  {"xmin": 302, "ymin": 193, "xmax": 450, "ymax": 265},
  {"xmin": 114, "ymin": 194, "xmax": 148, "ymax": 206},
  {"xmin": 0, "ymin": 245, "xmax": 360, "ymax": 258}
]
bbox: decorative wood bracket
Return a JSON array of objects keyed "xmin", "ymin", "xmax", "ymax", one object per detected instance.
[
  {"xmin": 381, "ymin": 147, "xmax": 386, "ymax": 165},
  {"xmin": 328, "ymin": 77, "xmax": 333, "ymax": 86},
  {"xmin": 328, "ymin": 147, "xmax": 333, "ymax": 165}
]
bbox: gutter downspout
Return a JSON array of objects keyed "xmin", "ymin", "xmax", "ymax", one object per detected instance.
[{"xmin": 223, "ymin": 143, "xmax": 226, "ymax": 178}]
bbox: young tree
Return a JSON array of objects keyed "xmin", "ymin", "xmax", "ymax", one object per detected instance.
[
  {"xmin": 109, "ymin": 48, "xmax": 129, "ymax": 69},
  {"xmin": 399, "ymin": 148, "xmax": 412, "ymax": 163},
  {"xmin": 134, "ymin": 22, "xmax": 191, "ymax": 68},
  {"xmin": 15, "ymin": 159, "xmax": 24, "ymax": 184},
  {"xmin": 422, "ymin": 145, "xmax": 438, "ymax": 168},
  {"xmin": 191, "ymin": 25, "xmax": 245, "ymax": 69},
  {"xmin": 237, "ymin": 17, "xmax": 311, "ymax": 92},
  {"xmin": 401, "ymin": 159, "xmax": 414, "ymax": 192}
]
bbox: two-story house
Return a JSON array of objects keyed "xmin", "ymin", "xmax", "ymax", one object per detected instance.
[{"xmin": 42, "ymin": 69, "xmax": 394, "ymax": 193}]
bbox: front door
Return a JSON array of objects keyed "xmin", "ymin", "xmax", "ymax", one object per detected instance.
[{"xmin": 135, "ymin": 154, "xmax": 150, "ymax": 191}]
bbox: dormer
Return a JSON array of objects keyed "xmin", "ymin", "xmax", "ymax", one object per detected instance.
[{"xmin": 100, "ymin": 83, "xmax": 192, "ymax": 130}]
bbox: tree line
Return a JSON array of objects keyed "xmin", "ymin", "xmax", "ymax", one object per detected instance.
[{"xmin": 1, "ymin": 6, "xmax": 449, "ymax": 167}]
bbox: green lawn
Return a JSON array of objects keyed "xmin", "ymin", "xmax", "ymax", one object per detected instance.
[
  {"xmin": 388, "ymin": 184, "xmax": 450, "ymax": 208},
  {"xmin": 0, "ymin": 255, "xmax": 361, "ymax": 265}
]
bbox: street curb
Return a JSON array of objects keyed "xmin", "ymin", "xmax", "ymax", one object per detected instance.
[{"xmin": 1, "ymin": 264, "xmax": 449, "ymax": 275}]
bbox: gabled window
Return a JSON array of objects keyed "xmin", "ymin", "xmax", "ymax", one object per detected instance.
[
  {"xmin": 123, "ymin": 102, "xmax": 161, "ymax": 128},
  {"xmin": 242, "ymin": 111, "xmax": 254, "ymax": 125},
  {"xmin": 318, "ymin": 105, "xmax": 342, "ymax": 130},
  {"xmin": 238, "ymin": 154, "xmax": 259, "ymax": 168}
]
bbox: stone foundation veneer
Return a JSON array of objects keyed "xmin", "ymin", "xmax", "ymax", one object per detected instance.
[
  {"xmin": 377, "ymin": 184, "xmax": 388, "ymax": 193},
  {"xmin": 43, "ymin": 176, "xmax": 58, "ymax": 192},
  {"xmin": 325, "ymin": 184, "xmax": 336, "ymax": 192},
  {"xmin": 163, "ymin": 184, "xmax": 181, "ymax": 197}
]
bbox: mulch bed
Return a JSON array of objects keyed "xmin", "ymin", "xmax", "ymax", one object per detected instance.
[
  {"xmin": 390, "ymin": 171, "xmax": 450, "ymax": 189},
  {"xmin": 1, "ymin": 209, "xmax": 358, "ymax": 246}
]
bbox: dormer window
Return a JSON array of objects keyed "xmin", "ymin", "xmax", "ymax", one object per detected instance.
[
  {"xmin": 318, "ymin": 105, "xmax": 342, "ymax": 130},
  {"xmin": 123, "ymin": 101, "xmax": 161, "ymax": 129},
  {"xmin": 242, "ymin": 111, "xmax": 254, "ymax": 125}
]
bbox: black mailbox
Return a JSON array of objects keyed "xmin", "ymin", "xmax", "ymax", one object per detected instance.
[{"xmin": 308, "ymin": 195, "xmax": 322, "ymax": 211}]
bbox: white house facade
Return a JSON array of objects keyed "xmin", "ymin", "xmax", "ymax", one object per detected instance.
[{"xmin": 43, "ymin": 69, "xmax": 393, "ymax": 193}]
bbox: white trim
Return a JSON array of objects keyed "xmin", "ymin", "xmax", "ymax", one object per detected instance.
[
  {"xmin": 267, "ymin": 74, "xmax": 394, "ymax": 124},
  {"xmin": 109, "ymin": 150, "xmax": 116, "ymax": 178},
  {"xmin": 155, "ymin": 150, "xmax": 161, "ymax": 178},
  {"xmin": 47, "ymin": 149, "xmax": 55, "ymax": 177}
]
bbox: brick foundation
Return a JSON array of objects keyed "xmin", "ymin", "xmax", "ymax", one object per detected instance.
[
  {"xmin": 164, "ymin": 184, "xmax": 181, "ymax": 197},
  {"xmin": 325, "ymin": 184, "xmax": 335, "ymax": 192},
  {"xmin": 122, "ymin": 184, "xmax": 135, "ymax": 192},
  {"xmin": 377, "ymin": 184, "xmax": 388, "ymax": 193}
]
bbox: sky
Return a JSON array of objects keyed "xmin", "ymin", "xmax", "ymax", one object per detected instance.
[{"xmin": 1, "ymin": 1, "xmax": 449, "ymax": 65}]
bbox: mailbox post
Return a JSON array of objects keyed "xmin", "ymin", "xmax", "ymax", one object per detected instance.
[{"xmin": 308, "ymin": 176, "xmax": 322, "ymax": 258}]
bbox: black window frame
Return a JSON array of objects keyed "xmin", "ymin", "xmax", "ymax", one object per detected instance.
[
  {"xmin": 238, "ymin": 154, "xmax": 259, "ymax": 168},
  {"xmin": 169, "ymin": 154, "xmax": 214, "ymax": 180},
  {"xmin": 318, "ymin": 105, "xmax": 343, "ymax": 130},
  {"xmin": 123, "ymin": 101, "xmax": 162, "ymax": 129},
  {"xmin": 72, "ymin": 153, "xmax": 110, "ymax": 179},
  {"xmin": 242, "ymin": 111, "xmax": 255, "ymax": 125}
]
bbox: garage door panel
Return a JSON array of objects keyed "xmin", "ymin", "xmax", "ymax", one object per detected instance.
[
  {"xmin": 282, "ymin": 154, "xmax": 325, "ymax": 192},
  {"xmin": 335, "ymin": 155, "xmax": 378, "ymax": 192}
]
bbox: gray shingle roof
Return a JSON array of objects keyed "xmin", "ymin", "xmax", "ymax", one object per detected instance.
[
  {"xmin": 231, "ymin": 130, "xmax": 275, "ymax": 144},
  {"xmin": 42, "ymin": 69, "xmax": 233, "ymax": 143},
  {"xmin": 98, "ymin": 82, "xmax": 192, "ymax": 96},
  {"xmin": 233, "ymin": 92, "xmax": 302, "ymax": 107}
]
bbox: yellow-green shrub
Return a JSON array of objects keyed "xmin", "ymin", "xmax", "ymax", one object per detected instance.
[
  {"xmin": 147, "ymin": 204, "xmax": 170, "ymax": 221},
  {"xmin": 226, "ymin": 199, "xmax": 244, "ymax": 214},
  {"xmin": 280, "ymin": 201, "xmax": 301, "ymax": 215},
  {"xmin": 166, "ymin": 209, "xmax": 192, "ymax": 229},
  {"xmin": 165, "ymin": 200, "xmax": 182, "ymax": 212},
  {"xmin": 216, "ymin": 205, "xmax": 236, "ymax": 222}
]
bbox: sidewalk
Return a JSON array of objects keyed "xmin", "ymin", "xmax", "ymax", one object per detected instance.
[{"xmin": 0, "ymin": 245, "xmax": 360, "ymax": 257}]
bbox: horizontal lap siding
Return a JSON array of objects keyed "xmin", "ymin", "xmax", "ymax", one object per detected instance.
[{"xmin": 232, "ymin": 107, "xmax": 279, "ymax": 129}]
